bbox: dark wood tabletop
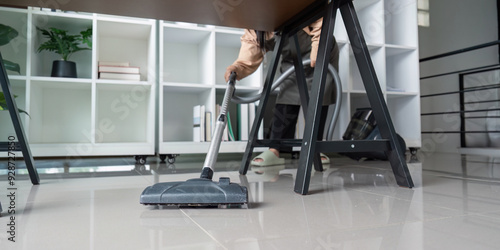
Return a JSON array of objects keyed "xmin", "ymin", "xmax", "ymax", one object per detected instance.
[{"xmin": 0, "ymin": 0, "xmax": 320, "ymax": 31}]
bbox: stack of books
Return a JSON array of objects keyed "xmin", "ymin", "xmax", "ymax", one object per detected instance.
[
  {"xmin": 98, "ymin": 61, "xmax": 141, "ymax": 81},
  {"xmin": 193, "ymin": 103, "xmax": 264, "ymax": 143},
  {"xmin": 193, "ymin": 105, "xmax": 212, "ymax": 142},
  {"xmin": 215, "ymin": 103, "xmax": 263, "ymax": 142}
]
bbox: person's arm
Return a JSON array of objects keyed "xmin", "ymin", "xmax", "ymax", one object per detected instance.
[
  {"xmin": 306, "ymin": 18, "xmax": 322, "ymax": 67},
  {"xmin": 225, "ymin": 29, "xmax": 264, "ymax": 82}
]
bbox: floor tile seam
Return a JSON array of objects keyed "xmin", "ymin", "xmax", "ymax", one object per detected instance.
[
  {"xmin": 390, "ymin": 213, "xmax": 478, "ymax": 225},
  {"xmin": 421, "ymin": 190, "xmax": 500, "ymax": 212},
  {"xmin": 329, "ymin": 184, "xmax": 418, "ymax": 203},
  {"xmin": 428, "ymin": 174, "xmax": 500, "ymax": 186},
  {"xmin": 470, "ymin": 211, "xmax": 500, "ymax": 221},
  {"xmin": 136, "ymin": 172, "xmax": 162, "ymax": 187},
  {"xmin": 340, "ymin": 163, "xmax": 392, "ymax": 171},
  {"xmin": 422, "ymin": 170, "xmax": 500, "ymax": 184},
  {"xmin": 179, "ymin": 209, "xmax": 229, "ymax": 250},
  {"xmin": 327, "ymin": 184, "xmax": 485, "ymax": 218},
  {"xmin": 326, "ymin": 219, "xmax": 429, "ymax": 233}
]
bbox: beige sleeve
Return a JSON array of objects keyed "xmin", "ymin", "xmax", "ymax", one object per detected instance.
[
  {"xmin": 230, "ymin": 29, "xmax": 264, "ymax": 80},
  {"xmin": 308, "ymin": 18, "xmax": 323, "ymax": 43},
  {"xmin": 307, "ymin": 18, "xmax": 323, "ymax": 60}
]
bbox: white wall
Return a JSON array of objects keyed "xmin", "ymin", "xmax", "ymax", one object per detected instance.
[{"xmin": 418, "ymin": 0, "xmax": 498, "ymax": 153}]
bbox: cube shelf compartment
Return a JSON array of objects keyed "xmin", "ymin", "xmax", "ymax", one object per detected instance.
[
  {"xmin": 29, "ymin": 80, "xmax": 92, "ymax": 144},
  {"xmin": 0, "ymin": 8, "xmax": 28, "ymax": 76},
  {"xmin": 31, "ymin": 12, "xmax": 93, "ymax": 78},
  {"xmin": 96, "ymin": 83, "xmax": 154, "ymax": 143},
  {"xmin": 162, "ymin": 26, "xmax": 213, "ymax": 84}
]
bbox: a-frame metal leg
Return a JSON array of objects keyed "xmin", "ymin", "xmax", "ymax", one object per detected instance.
[
  {"xmin": 0, "ymin": 53, "xmax": 40, "ymax": 185},
  {"xmin": 294, "ymin": 0, "xmax": 339, "ymax": 195},
  {"xmin": 290, "ymin": 34, "xmax": 323, "ymax": 172},
  {"xmin": 294, "ymin": 0, "xmax": 413, "ymax": 194},
  {"xmin": 239, "ymin": 35, "xmax": 286, "ymax": 175},
  {"xmin": 339, "ymin": 1, "xmax": 413, "ymax": 188},
  {"xmin": 239, "ymin": 0, "xmax": 413, "ymax": 195}
]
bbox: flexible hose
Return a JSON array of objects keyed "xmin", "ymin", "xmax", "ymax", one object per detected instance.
[{"xmin": 231, "ymin": 59, "xmax": 342, "ymax": 141}]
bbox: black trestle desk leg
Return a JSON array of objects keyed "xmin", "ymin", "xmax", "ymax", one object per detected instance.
[
  {"xmin": 0, "ymin": 53, "xmax": 40, "ymax": 185},
  {"xmin": 290, "ymin": 34, "xmax": 323, "ymax": 171},
  {"xmin": 340, "ymin": 1, "xmax": 413, "ymax": 188},
  {"xmin": 294, "ymin": 0, "xmax": 338, "ymax": 195},
  {"xmin": 239, "ymin": 34, "xmax": 286, "ymax": 175}
]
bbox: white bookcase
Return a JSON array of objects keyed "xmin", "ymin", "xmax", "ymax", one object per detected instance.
[
  {"xmin": 329, "ymin": 0, "xmax": 421, "ymax": 149},
  {"xmin": 157, "ymin": 23, "xmax": 263, "ymax": 157},
  {"xmin": 0, "ymin": 7, "xmax": 156, "ymax": 157},
  {"xmin": 1, "ymin": 0, "xmax": 420, "ymax": 159}
]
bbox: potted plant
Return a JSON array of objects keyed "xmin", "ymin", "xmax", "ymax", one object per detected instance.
[
  {"xmin": 36, "ymin": 26, "xmax": 92, "ymax": 78},
  {"xmin": 0, "ymin": 23, "xmax": 21, "ymax": 74}
]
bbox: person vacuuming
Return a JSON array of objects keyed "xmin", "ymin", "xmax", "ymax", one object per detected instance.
[
  {"xmin": 225, "ymin": 18, "xmax": 339, "ymax": 167},
  {"xmin": 140, "ymin": 72, "xmax": 248, "ymax": 207}
]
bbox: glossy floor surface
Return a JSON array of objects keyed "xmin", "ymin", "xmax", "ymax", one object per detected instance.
[{"xmin": 1, "ymin": 152, "xmax": 500, "ymax": 250}]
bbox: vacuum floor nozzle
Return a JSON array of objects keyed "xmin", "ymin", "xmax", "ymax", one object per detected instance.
[{"xmin": 140, "ymin": 177, "xmax": 248, "ymax": 207}]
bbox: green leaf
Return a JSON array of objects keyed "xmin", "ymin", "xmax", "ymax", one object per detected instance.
[
  {"xmin": 3, "ymin": 59, "xmax": 21, "ymax": 74},
  {"xmin": 0, "ymin": 24, "xmax": 19, "ymax": 46},
  {"xmin": 80, "ymin": 27, "xmax": 93, "ymax": 48},
  {"xmin": 0, "ymin": 92, "xmax": 29, "ymax": 117},
  {"xmin": 0, "ymin": 92, "xmax": 8, "ymax": 110},
  {"xmin": 18, "ymin": 108, "xmax": 30, "ymax": 118}
]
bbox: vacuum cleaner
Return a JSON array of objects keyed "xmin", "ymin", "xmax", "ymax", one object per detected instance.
[
  {"xmin": 140, "ymin": 72, "xmax": 248, "ymax": 207},
  {"xmin": 140, "ymin": 60, "xmax": 341, "ymax": 207}
]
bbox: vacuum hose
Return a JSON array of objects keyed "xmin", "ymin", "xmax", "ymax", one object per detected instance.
[{"xmin": 231, "ymin": 59, "xmax": 342, "ymax": 141}]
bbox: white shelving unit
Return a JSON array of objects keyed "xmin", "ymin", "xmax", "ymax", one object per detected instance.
[
  {"xmin": 1, "ymin": 0, "xmax": 420, "ymax": 159},
  {"xmin": 329, "ymin": 0, "xmax": 421, "ymax": 149},
  {"xmin": 157, "ymin": 22, "xmax": 263, "ymax": 156},
  {"xmin": 1, "ymin": 7, "xmax": 156, "ymax": 157}
]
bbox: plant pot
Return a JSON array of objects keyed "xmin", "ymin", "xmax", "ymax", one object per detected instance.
[{"xmin": 51, "ymin": 60, "xmax": 77, "ymax": 78}]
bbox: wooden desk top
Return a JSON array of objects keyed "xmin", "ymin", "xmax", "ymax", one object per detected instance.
[{"xmin": 0, "ymin": 0, "xmax": 320, "ymax": 31}]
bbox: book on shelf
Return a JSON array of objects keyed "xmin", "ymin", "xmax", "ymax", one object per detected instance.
[
  {"xmin": 98, "ymin": 61, "xmax": 130, "ymax": 67},
  {"xmin": 296, "ymin": 107, "xmax": 305, "ymax": 139},
  {"xmin": 237, "ymin": 102, "xmax": 264, "ymax": 141},
  {"xmin": 216, "ymin": 104, "xmax": 229, "ymax": 141},
  {"xmin": 193, "ymin": 105, "xmax": 201, "ymax": 142},
  {"xmin": 252, "ymin": 101, "xmax": 264, "ymax": 140},
  {"xmin": 226, "ymin": 111, "xmax": 236, "ymax": 141},
  {"xmin": 98, "ymin": 65, "xmax": 140, "ymax": 74},
  {"xmin": 248, "ymin": 102, "xmax": 264, "ymax": 140},
  {"xmin": 205, "ymin": 111, "xmax": 212, "ymax": 142},
  {"xmin": 238, "ymin": 104, "xmax": 249, "ymax": 141},
  {"xmin": 193, "ymin": 105, "xmax": 206, "ymax": 142},
  {"xmin": 98, "ymin": 61, "xmax": 141, "ymax": 81},
  {"xmin": 214, "ymin": 103, "xmax": 262, "ymax": 142},
  {"xmin": 99, "ymin": 72, "xmax": 141, "ymax": 81}
]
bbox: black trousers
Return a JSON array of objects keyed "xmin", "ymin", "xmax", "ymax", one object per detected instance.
[{"xmin": 270, "ymin": 104, "xmax": 329, "ymax": 153}]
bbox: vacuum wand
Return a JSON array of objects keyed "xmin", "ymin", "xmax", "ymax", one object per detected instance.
[
  {"xmin": 140, "ymin": 71, "xmax": 248, "ymax": 207},
  {"xmin": 200, "ymin": 72, "xmax": 237, "ymax": 180}
]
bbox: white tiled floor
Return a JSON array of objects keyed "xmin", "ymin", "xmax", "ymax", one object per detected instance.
[{"xmin": 1, "ymin": 152, "xmax": 500, "ymax": 250}]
